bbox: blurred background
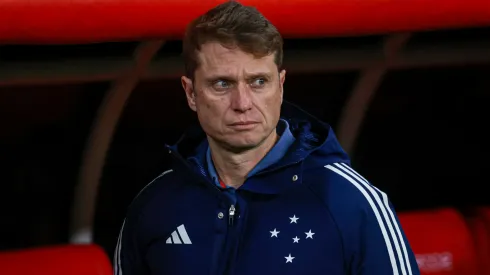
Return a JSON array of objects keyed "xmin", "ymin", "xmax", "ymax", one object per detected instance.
[{"xmin": 0, "ymin": 2, "xmax": 490, "ymax": 274}]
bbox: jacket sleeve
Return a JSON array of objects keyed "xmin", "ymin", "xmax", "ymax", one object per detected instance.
[
  {"xmin": 113, "ymin": 169, "xmax": 174, "ymax": 275},
  {"xmin": 354, "ymin": 191, "xmax": 420, "ymax": 275},
  {"xmin": 323, "ymin": 163, "xmax": 420, "ymax": 275},
  {"xmin": 113, "ymin": 216, "xmax": 148, "ymax": 275}
]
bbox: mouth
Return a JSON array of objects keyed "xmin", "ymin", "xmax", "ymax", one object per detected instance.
[
  {"xmin": 228, "ymin": 121, "xmax": 259, "ymax": 130},
  {"xmin": 229, "ymin": 121, "xmax": 259, "ymax": 126}
]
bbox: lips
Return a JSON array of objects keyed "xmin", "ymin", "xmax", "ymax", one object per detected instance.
[
  {"xmin": 228, "ymin": 121, "xmax": 259, "ymax": 130},
  {"xmin": 229, "ymin": 121, "xmax": 258, "ymax": 126}
]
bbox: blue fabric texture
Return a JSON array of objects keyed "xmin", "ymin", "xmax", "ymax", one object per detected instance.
[{"xmin": 115, "ymin": 101, "xmax": 420, "ymax": 275}]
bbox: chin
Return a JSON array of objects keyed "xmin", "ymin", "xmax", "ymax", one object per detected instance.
[
  {"xmin": 224, "ymin": 139, "xmax": 261, "ymax": 151},
  {"xmin": 222, "ymin": 132, "xmax": 272, "ymax": 151}
]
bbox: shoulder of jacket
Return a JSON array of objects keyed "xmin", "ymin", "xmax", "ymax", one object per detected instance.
[
  {"xmin": 126, "ymin": 169, "xmax": 175, "ymax": 218},
  {"xmin": 306, "ymin": 162, "xmax": 387, "ymax": 222}
]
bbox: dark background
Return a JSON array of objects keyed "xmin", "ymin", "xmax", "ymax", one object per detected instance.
[{"xmin": 0, "ymin": 27, "xmax": 489, "ymax": 257}]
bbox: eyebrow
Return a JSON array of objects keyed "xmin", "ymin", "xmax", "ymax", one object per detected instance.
[
  {"xmin": 205, "ymin": 72, "xmax": 272, "ymax": 82},
  {"xmin": 245, "ymin": 72, "xmax": 273, "ymax": 81},
  {"xmin": 205, "ymin": 75, "xmax": 235, "ymax": 82}
]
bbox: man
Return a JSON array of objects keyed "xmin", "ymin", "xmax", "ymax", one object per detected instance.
[{"xmin": 114, "ymin": 1, "xmax": 420, "ymax": 274}]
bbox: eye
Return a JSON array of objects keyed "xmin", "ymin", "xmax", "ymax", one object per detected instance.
[
  {"xmin": 251, "ymin": 78, "xmax": 266, "ymax": 88},
  {"xmin": 213, "ymin": 80, "xmax": 231, "ymax": 90}
]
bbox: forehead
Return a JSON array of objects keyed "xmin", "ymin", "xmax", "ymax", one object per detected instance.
[{"xmin": 195, "ymin": 42, "xmax": 276, "ymax": 77}]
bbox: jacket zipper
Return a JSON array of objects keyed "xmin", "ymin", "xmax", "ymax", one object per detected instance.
[
  {"xmin": 224, "ymin": 203, "xmax": 239, "ymax": 275},
  {"xmin": 228, "ymin": 204, "xmax": 236, "ymax": 226},
  {"xmin": 168, "ymin": 146, "xmax": 240, "ymax": 274}
]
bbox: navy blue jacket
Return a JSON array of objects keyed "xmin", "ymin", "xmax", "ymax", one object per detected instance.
[{"xmin": 114, "ymin": 102, "xmax": 420, "ymax": 275}]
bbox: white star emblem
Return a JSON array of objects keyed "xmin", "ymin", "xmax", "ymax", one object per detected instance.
[
  {"xmin": 289, "ymin": 215, "xmax": 299, "ymax": 224},
  {"xmin": 285, "ymin": 253, "xmax": 295, "ymax": 263},
  {"xmin": 292, "ymin": 236, "xmax": 300, "ymax": 243},
  {"xmin": 270, "ymin": 228, "xmax": 280, "ymax": 237},
  {"xmin": 305, "ymin": 229, "xmax": 315, "ymax": 239}
]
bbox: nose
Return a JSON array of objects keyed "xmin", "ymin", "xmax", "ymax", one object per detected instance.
[{"xmin": 230, "ymin": 83, "xmax": 252, "ymax": 113}]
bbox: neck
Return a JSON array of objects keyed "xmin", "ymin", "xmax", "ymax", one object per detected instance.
[{"xmin": 209, "ymin": 131, "xmax": 278, "ymax": 189}]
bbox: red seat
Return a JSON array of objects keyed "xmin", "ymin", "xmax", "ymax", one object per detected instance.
[
  {"xmin": 0, "ymin": 244, "xmax": 113, "ymax": 275},
  {"xmin": 398, "ymin": 208, "xmax": 479, "ymax": 275},
  {"xmin": 465, "ymin": 207, "xmax": 490, "ymax": 275}
]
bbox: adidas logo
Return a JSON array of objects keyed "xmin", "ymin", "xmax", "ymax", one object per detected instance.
[{"xmin": 165, "ymin": 224, "xmax": 192, "ymax": 244}]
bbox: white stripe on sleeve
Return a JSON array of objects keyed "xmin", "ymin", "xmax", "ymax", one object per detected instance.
[
  {"xmin": 114, "ymin": 169, "xmax": 174, "ymax": 275},
  {"xmin": 114, "ymin": 219, "xmax": 125, "ymax": 275},
  {"xmin": 325, "ymin": 164, "xmax": 400, "ymax": 275},
  {"xmin": 339, "ymin": 163, "xmax": 414, "ymax": 275}
]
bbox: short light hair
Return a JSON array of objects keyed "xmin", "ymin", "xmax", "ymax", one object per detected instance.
[{"xmin": 182, "ymin": 1, "xmax": 284, "ymax": 78}]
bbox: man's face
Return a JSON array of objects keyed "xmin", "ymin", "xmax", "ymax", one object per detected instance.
[{"xmin": 182, "ymin": 42, "xmax": 286, "ymax": 151}]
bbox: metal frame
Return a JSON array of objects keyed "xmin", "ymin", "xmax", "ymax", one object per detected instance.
[
  {"xmin": 69, "ymin": 40, "xmax": 165, "ymax": 243},
  {"xmin": 337, "ymin": 34, "xmax": 411, "ymax": 154},
  {"xmin": 2, "ymin": 39, "xmax": 490, "ymax": 86},
  {"xmin": 1, "ymin": 34, "xmax": 488, "ymax": 243}
]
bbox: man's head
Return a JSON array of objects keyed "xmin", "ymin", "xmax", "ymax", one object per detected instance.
[{"xmin": 181, "ymin": 1, "xmax": 286, "ymax": 152}]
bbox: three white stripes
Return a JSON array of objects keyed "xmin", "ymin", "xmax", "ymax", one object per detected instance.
[
  {"xmin": 325, "ymin": 163, "xmax": 413, "ymax": 275},
  {"xmin": 114, "ymin": 165, "xmax": 410, "ymax": 274},
  {"xmin": 165, "ymin": 224, "xmax": 192, "ymax": 244}
]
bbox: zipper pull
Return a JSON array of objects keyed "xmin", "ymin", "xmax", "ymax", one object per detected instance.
[{"xmin": 228, "ymin": 205, "xmax": 236, "ymax": 226}]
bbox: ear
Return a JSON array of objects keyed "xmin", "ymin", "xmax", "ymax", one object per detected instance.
[
  {"xmin": 279, "ymin": 69, "xmax": 286, "ymax": 104},
  {"xmin": 181, "ymin": 76, "xmax": 197, "ymax": 112}
]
